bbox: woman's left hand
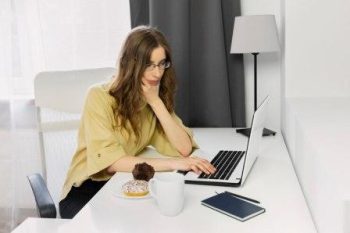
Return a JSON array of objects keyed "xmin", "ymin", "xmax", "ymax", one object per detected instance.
[
  {"xmin": 172, "ymin": 156, "xmax": 216, "ymax": 175},
  {"xmin": 142, "ymin": 80, "xmax": 161, "ymax": 106}
]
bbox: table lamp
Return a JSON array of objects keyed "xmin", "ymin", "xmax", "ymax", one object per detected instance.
[{"xmin": 230, "ymin": 15, "xmax": 280, "ymax": 137}]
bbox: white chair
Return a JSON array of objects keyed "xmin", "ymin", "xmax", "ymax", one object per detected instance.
[{"xmin": 32, "ymin": 67, "xmax": 116, "ymax": 214}]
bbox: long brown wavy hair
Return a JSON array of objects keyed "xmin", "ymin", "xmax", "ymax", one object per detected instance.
[{"xmin": 109, "ymin": 25, "xmax": 176, "ymax": 142}]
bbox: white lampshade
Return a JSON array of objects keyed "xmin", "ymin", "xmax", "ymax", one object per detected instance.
[{"xmin": 230, "ymin": 15, "xmax": 280, "ymax": 54}]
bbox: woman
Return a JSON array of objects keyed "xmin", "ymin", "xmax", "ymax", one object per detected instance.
[{"xmin": 59, "ymin": 25, "xmax": 216, "ymax": 219}]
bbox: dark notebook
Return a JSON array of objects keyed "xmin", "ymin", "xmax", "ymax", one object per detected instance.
[{"xmin": 201, "ymin": 192, "xmax": 265, "ymax": 222}]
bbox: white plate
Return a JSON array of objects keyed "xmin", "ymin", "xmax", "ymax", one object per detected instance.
[{"xmin": 111, "ymin": 180, "xmax": 151, "ymax": 199}]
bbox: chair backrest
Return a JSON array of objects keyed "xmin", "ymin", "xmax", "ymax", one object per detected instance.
[
  {"xmin": 34, "ymin": 67, "xmax": 116, "ymax": 113},
  {"xmin": 34, "ymin": 67, "xmax": 116, "ymax": 208},
  {"xmin": 27, "ymin": 173, "xmax": 57, "ymax": 218}
]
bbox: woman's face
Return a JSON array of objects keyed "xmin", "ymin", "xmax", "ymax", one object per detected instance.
[{"xmin": 142, "ymin": 46, "xmax": 167, "ymax": 86}]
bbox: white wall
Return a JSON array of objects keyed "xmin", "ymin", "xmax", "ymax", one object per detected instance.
[
  {"xmin": 282, "ymin": 0, "xmax": 350, "ymax": 149},
  {"xmin": 282, "ymin": 1, "xmax": 350, "ymax": 232},
  {"xmin": 240, "ymin": 0, "xmax": 282, "ymax": 131},
  {"xmin": 284, "ymin": 0, "xmax": 350, "ymax": 98}
]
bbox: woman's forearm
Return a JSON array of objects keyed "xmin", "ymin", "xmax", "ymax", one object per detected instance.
[
  {"xmin": 107, "ymin": 154, "xmax": 216, "ymax": 175},
  {"xmin": 149, "ymin": 98, "xmax": 192, "ymax": 156},
  {"xmin": 106, "ymin": 156, "xmax": 176, "ymax": 173}
]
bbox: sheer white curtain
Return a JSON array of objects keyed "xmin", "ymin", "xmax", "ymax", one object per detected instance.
[
  {"xmin": 1, "ymin": 0, "xmax": 130, "ymax": 98},
  {"xmin": 0, "ymin": 0, "xmax": 130, "ymax": 232}
]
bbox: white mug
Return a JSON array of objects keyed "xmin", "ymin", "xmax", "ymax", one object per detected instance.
[{"xmin": 149, "ymin": 172, "xmax": 185, "ymax": 216}]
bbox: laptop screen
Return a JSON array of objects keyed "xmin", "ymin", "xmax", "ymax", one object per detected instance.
[{"xmin": 240, "ymin": 96, "xmax": 269, "ymax": 185}]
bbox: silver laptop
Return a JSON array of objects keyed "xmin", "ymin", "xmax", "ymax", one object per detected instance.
[{"xmin": 181, "ymin": 96, "xmax": 269, "ymax": 187}]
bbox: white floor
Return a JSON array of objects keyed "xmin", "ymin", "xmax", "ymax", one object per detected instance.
[{"xmin": 0, "ymin": 99, "xmax": 41, "ymax": 233}]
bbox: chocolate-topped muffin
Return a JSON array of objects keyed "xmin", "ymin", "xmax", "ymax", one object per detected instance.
[{"xmin": 132, "ymin": 162, "xmax": 155, "ymax": 181}]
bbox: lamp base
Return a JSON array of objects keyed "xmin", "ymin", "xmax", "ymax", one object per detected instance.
[{"xmin": 236, "ymin": 128, "xmax": 276, "ymax": 137}]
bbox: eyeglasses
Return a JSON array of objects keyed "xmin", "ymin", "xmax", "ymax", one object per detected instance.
[{"xmin": 145, "ymin": 61, "xmax": 171, "ymax": 71}]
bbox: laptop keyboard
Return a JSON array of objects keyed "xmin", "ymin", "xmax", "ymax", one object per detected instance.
[{"xmin": 199, "ymin": 150, "xmax": 245, "ymax": 180}]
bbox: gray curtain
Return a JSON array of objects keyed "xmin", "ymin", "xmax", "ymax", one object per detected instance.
[{"xmin": 129, "ymin": 0, "xmax": 245, "ymax": 127}]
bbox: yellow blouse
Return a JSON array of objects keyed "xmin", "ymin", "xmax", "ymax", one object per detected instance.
[{"xmin": 61, "ymin": 83, "xmax": 197, "ymax": 200}]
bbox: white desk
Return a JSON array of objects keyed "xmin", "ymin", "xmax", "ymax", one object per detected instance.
[
  {"xmin": 61, "ymin": 128, "xmax": 316, "ymax": 233},
  {"xmin": 284, "ymin": 97, "xmax": 350, "ymax": 233},
  {"xmin": 11, "ymin": 218, "xmax": 70, "ymax": 233}
]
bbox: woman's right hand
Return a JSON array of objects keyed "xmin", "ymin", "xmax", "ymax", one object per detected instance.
[{"xmin": 173, "ymin": 156, "xmax": 216, "ymax": 175}]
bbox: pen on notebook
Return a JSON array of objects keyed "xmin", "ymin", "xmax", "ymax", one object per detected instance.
[{"xmin": 215, "ymin": 191, "xmax": 260, "ymax": 204}]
